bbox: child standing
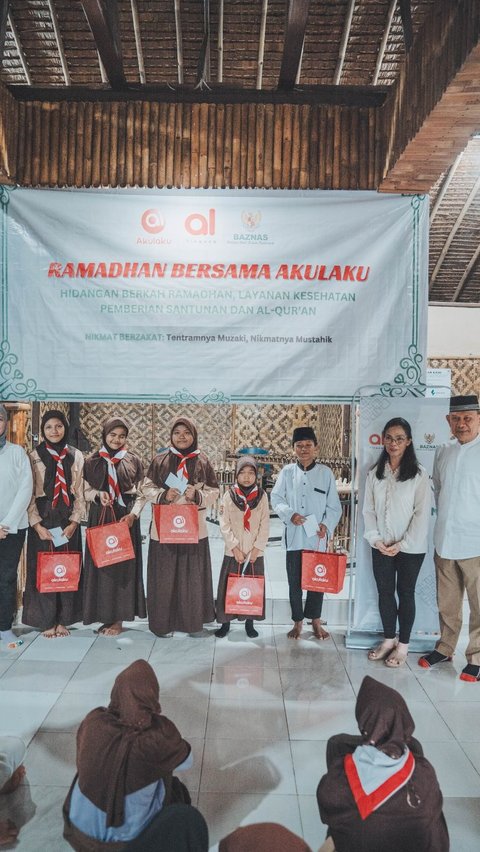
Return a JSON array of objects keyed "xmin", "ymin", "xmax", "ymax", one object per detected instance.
[{"xmin": 215, "ymin": 458, "xmax": 270, "ymax": 638}]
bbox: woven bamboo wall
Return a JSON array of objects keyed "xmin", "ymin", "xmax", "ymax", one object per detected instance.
[
  {"xmin": 11, "ymin": 100, "xmax": 381, "ymax": 190},
  {"xmin": 427, "ymin": 357, "xmax": 480, "ymax": 397}
]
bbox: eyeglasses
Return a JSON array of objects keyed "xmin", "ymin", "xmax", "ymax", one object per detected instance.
[{"xmin": 384, "ymin": 435, "xmax": 408, "ymax": 444}]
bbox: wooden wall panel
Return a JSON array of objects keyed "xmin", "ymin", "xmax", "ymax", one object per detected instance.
[
  {"xmin": 0, "ymin": 84, "xmax": 18, "ymax": 183},
  {"xmin": 12, "ymin": 100, "xmax": 382, "ymax": 190}
]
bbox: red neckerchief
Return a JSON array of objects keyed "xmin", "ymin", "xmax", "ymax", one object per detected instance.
[
  {"xmin": 169, "ymin": 446, "xmax": 200, "ymax": 481},
  {"xmin": 45, "ymin": 443, "xmax": 70, "ymax": 507},
  {"xmin": 99, "ymin": 446, "xmax": 127, "ymax": 507},
  {"xmin": 233, "ymin": 484, "xmax": 259, "ymax": 531},
  {"xmin": 344, "ymin": 749, "xmax": 415, "ymax": 820}
]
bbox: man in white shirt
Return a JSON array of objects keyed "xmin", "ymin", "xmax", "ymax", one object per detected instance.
[
  {"xmin": 271, "ymin": 426, "xmax": 342, "ymax": 640},
  {"xmin": 419, "ymin": 394, "xmax": 480, "ymax": 681},
  {"xmin": 0, "ymin": 405, "xmax": 33, "ymax": 649}
]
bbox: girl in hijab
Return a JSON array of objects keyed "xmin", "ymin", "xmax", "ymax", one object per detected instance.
[
  {"xmin": 215, "ymin": 457, "xmax": 269, "ymax": 638},
  {"xmin": 127, "ymin": 416, "xmax": 219, "ymax": 636},
  {"xmin": 23, "ymin": 410, "xmax": 85, "ymax": 638},
  {"xmin": 63, "ymin": 660, "xmax": 194, "ymax": 851},
  {"xmin": 316, "ymin": 675, "xmax": 449, "ymax": 852},
  {"xmin": 82, "ymin": 417, "xmax": 146, "ymax": 636}
]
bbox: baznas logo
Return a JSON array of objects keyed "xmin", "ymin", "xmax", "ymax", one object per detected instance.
[
  {"xmin": 141, "ymin": 209, "xmax": 165, "ymax": 233},
  {"xmin": 54, "ymin": 564, "xmax": 67, "ymax": 578},
  {"xmin": 239, "ymin": 587, "xmax": 252, "ymax": 600},
  {"xmin": 106, "ymin": 535, "xmax": 119, "ymax": 549},
  {"xmin": 314, "ymin": 563, "xmax": 327, "ymax": 578},
  {"xmin": 241, "ymin": 211, "xmax": 262, "ymax": 230},
  {"xmin": 173, "ymin": 515, "xmax": 186, "ymax": 528},
  {"xmin": 424, "ymin": 433, "xmax": 435, "ymax": 444}
]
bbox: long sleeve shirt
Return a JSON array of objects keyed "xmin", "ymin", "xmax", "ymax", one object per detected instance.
[
  {"xmin": 27, "ymin": 447, "xmax": 86, "ymax": 526},
  {"xmin": 362, "ymin": 464, "xmax": 431, "ymax": 553},
  {"xmin": 270, "ymin": 461, "xmax": 342, "ymax": 552},
  {"xmin": 0, "ymin": 442, "xmax": 33, "ymax": 533},
  {"xmin": 433, "ymin": 434, "xmax": 480, "ymax": 560},
  {"xmin": 219, "ymin": 491, "xmax": 270, "ymax": 556}
]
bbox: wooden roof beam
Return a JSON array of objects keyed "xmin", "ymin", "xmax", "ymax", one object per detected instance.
[
  {"xmin": 256, "ymin": 0, "xmax": 269, "ymax": 89},
  {"xmin": 380, "ymin": 0, "xmax": 480, "ymax": 193},
  {"xmin": 373, "ymin": 0, "xmax": 397, "ymax": 85},
  {"xmin": 278, "ymin": 0, "xmax": 311, "ymax": 90},
  {"xmin": 8, "ymin": 9, "xmax": 31, "ymax": 85},
  {"xmin": 173, "ymin": 0, "xmax": 183, "ymax": 85},
  {"xmin": 452, "ymin": 242, "xmax": 480, "ymax": 302},
  {"xmin": 81, "ymin": 0, "xmax": 126, "ymax": 89},
  {"xmin": 195, "ymin": 0, "xmax": 210, "ymax": 87},
  {"xmin": 429, "ymin": 174, "xmax": 480, "ymax": 291},
  {"xmin": 130, "ymin": 0, "xmax": 146, "ymax": 84},
  {"xmin": 334, "ymin": 0, "xmax": 356, "ymax": 85},
  {"xmin": 398, "ymin": 0, "xmax": 413, "ymax": 52},
  {"xmin": 0, "ymin": 1, "xmax": 9, "ymax": 64},
  {"xmin": 47, "ymin": 0, "xmax": 70, "ymax": 86}
]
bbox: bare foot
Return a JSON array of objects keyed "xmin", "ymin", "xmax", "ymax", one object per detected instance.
[
  {"xmin": 42, "ymin": 627, "xmax": 57, "ymax": 639},
  {"xmin": 55, "ymin": 624, "xmax": 70, "ymax": 637},
  {"xmin": 99, "ymin": 622, "xmax": 123, "ymax": 637},
  {"xmin": 0, "ymin": 765, "xmax": 25, "ymax": 795},
  {"xmin": 287, "ymin": 621, "xmax": 303, "ymax": 640},
  {"xmin": 0, "ymin": 819, "xmax": 18, "ymax": 846},
  {"xmin": 312, "ymin": 618, "xmax": 330, "ymax": 640}
]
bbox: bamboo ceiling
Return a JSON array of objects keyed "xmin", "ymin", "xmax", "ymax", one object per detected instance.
[{"xmin": 0, "ymin": 0, "xmax": 479, "ymax": 303}]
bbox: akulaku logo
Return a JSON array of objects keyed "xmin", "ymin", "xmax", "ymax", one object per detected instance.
[
  {"xmin": 173, "ymin": 515, "xmax": 186, "ymax": 529},
  {"xmin": 141, "ymin": 208, "xmax": 165, "ymax": 234},
  {"xmin": 106, "ymin": 535, "xmax": 119, "ymax": 549},
  {"xmin": 369, "ymin": 433, "xmax": 382, "ymax": 446},
  {"xmin": 54, "ymin": 564, "xmax": 67, "ymax": 578},
  {"xmin": 239, "ymin": 587, "xmax": 251, "ymax": 600},
  {"xmin": 185, "ymin": 209, "xmax": 216, "ymax": 236},
  {"xmin": 241, "ymin": 210, "xmax": 261, "ymax": 230},
  {"xmin": 314, "ymin": 563, "xmax": 327, "ymax": 578}
]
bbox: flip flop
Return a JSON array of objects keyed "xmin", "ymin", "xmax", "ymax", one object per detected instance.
[{"xmin": 368, "ymin": 641, "xmax": 397, "ymax": 661}]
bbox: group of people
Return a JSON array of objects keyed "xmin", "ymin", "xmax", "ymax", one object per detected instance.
[
  {"xmin": 1, "ymin": 393, "xmax": 480, "ymax": 682},
  {"xmin": 0, "ymin": 661, "xmax": 449, "ymax": 851}
]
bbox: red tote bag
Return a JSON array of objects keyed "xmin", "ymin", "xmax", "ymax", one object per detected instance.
[
  {"xmin": 86, "ymin": 505, "xmax": 135, "ymax": 568},
  {"xmin": 225, "ymin": 564, "xmax": 265, "ymax": 617},
  {"xmin": 36, "ymin": 547, "xmax": 81, "ymax": 593},
  {"xmin": 301, "ymin": 550, "xmax": 347, "ymax": 594},
  {"xmin": 153, "ymin": 504, "xmax": 199, "ymax": 544}
]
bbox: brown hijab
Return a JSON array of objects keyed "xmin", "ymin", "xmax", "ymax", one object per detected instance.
[
  {"xmin": 83, "ymin": 417, "xmax": 143, "ymax": 493},
  {"xmin": 170, "ymin": 416, "xmax": 198, "ymax": 452},
  {"xmin": 356, "ymin": 676, "xmax": 414, "ymax": 759},
  {"xmin": 76, "ymin": 660, "xmax": 190, "ymax": 828},
  {"xmin": 147, "ymin": 416, "xmax": 218, "ymax": 490},
  {"xmin": 219, "ymin": 823, "xmax": 312, "ymax": 852}
]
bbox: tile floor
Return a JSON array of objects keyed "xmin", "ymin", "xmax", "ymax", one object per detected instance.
[{"xmin": 0, "ymin": 521, "xmax": 479, "ymax": 850}]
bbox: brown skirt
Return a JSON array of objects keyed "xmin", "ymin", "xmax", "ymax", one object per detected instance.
[
  {"xmin": 215, "ymin": 555, "xmax": 266, "ymax": 623},
  {"xmin": 82, "ymin": 500, "xmax": 146, "ymax": 625},
  {"xmin": 147, "ymin": 538, "xmax": 215, "ymax": 635}
]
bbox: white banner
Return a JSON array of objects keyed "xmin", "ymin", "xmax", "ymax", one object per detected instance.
[
  {"xmin": 354, "ymin": 396, "xmax": 451, "ymax": 636},
  {"xmin": 0, "ymin": 188, "xmax": 428, "ymax": 402}
]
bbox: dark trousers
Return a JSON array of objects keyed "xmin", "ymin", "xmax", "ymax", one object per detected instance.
[
  {"xmin": 0, "ymin": 529, "xmax": 26, "ymax": 631},
  {"xmin": 371, "ymin": 548, "xmax": 425, "ymax": 644},
  {"xmin": 125, "ymin": 803, "xmax": 208, "ymax": 852},
  {"xmin": 286, "ymin": 550, "xmax": 324, "ymax": 622}
]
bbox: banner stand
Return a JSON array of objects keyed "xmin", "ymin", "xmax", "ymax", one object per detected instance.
[{"xmin": 343, "ymin": 385, "xmax": 450, "ymax": 652}]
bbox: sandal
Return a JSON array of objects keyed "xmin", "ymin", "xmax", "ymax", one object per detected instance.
[
  {"xmin": 368, "ymin": 640, "xmax": 397, "ymax": 661},
  {"xmin": 385, "ymin": 648, "xmax": 407, "ymax": 667}
]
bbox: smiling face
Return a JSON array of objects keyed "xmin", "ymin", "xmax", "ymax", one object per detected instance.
[
  {"xmin": 237, "ymin": 465, "xmax": 257, "ymax": 488},
  {"xmin": 105, "ymin": 426, "xmax": 127, "ymax": 452},
  {"xmin": 294, "ymin": 439, "xmax": 317, "ymax": 467},
  {"xmin": 447, "ymin": 410, "xmax": 480, "ymax": 445},
  {"xmin": 43, "ymin": 417, "xmax": 65, "ymax": 444},
  {"xmin": 171, "ymin": 424, "xmax": 194, "ymax": 451},
  {"xmin": 382, "ymin": 424, "xmax": 411, "ymax": 464}
]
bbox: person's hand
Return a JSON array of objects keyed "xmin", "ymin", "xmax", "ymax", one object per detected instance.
[
  {"xmin": 291, "ymin": 513, "xmax": 306, "ymax": 526},
  {"xmin": 34, "ymin": 523, "xmax": 54, "ymax": 542},
  {"xmin": 184, "ymin": 485, "xmax": 197, "ymax": 503},
  {"xmin": 99, "ymin": 491, "xmax": 112, "ymax": 506},
  {"xmin": 250, "ymin": 547, "xmax": 261, "ymax": 563},
  {"xmin": 384, "ymin": 542, "xmax": 401, "ymax": 556},
  {"xmin": 165, "ymin": 488, "xmax": 181, "ymax": 503},
  {"xmin": 317, "ymin": 523, "xmax": 328, "ymax": 539},
  {"xmin": 375, "ymin": 540, "xmax": 394, "ymax": 556},
  {"xmin": 63, "ymin": 522, "xmax": 78, "ymax": 540},
  {"xmin": 233, "ymin": 546, "xmax": 246, "ymax": 563},
  {"xmin": 0, "ymin": 526, "xmax": 9, "ymax": 540},
  {"xmin": 0, "ymin": 819, "xmax": 19, "ymax": 846},
  {"xmin": 119, "ymin": 512, "xmax": 136, "ymax": 528}
]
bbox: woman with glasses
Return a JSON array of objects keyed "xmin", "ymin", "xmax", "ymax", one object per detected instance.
[{"xmin": 363, "ymin": 418, "xmax": 432, "ymax": 667}]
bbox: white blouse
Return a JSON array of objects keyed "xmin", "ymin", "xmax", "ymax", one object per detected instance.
[{"xmin": 363, "ymin": 463, "xmax": 432, "ymax": 554}]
